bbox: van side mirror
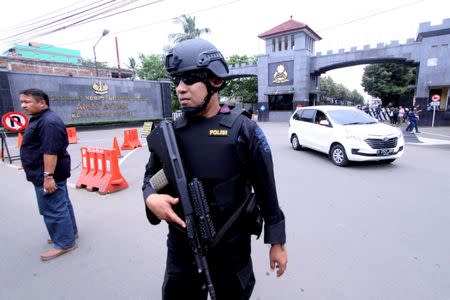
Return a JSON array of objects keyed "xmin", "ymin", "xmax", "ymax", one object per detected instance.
[{"xmin": 319, "ymin": 120, "xmax": 330, "ymax": 126}]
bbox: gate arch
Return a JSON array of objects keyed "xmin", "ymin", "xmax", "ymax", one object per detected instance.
[{"xmin": 229, "ymin": 18, "xmax": 450, "ymax": 123}]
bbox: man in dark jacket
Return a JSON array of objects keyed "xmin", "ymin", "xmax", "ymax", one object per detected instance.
[
  {"xmin": 20, "ymin": 88, "xmax": 78, "ymax": 261},
  {"xmin": 142, "ymin": 39, "xmax": 287, "ymax": 300}
]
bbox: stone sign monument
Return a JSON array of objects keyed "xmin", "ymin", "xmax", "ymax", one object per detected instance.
[{"xmin": 0, "ymin": 71, "xmax": 172, "ymax": 125}]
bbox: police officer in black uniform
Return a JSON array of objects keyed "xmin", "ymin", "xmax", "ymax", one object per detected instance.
[{"xmin": 142, "ymin": 39, "xmax": 287, "ymax": 300}]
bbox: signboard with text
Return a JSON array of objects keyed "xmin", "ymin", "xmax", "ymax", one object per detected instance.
[{"xmin": 2, "ymin": 73, "xmax": 171, "ymax": 125}]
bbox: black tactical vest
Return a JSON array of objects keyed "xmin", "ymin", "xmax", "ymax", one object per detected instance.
[{"xmin": 174, "ymin": 109, "xmax": 251, "ymax": 226}]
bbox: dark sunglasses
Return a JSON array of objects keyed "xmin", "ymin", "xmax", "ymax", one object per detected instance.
[{"xmin": 172, "ymin": 72, "xmax": 209, "ymax": 86}]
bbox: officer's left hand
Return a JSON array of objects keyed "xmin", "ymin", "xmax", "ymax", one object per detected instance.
[
  {"xmin": 270, "ymin": 244, "xmax": 288, "ymax": 277},
  {"xmin": 43, "ymin": 177, "xmax": 57, "ymax": 194}
]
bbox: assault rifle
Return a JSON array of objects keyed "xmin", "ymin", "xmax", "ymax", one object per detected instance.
[{"xmin": 147, "ymin": 120, "xmax": 216, "ymax": 299}]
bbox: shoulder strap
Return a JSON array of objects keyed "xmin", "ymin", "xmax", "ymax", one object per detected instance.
[
  {"xmin": 209, "ymin": 193, "xmax": 255, "ymax": 249},
  {"xmin": 219, "ymin": 108, "xmax": 250, "ymax": 128},
  {"xmin": 173, "ymin": 114, "xmax": 188, "ymax": 129}
]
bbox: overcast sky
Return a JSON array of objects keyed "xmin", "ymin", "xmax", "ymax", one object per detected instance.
[{"xmin": 1, "ymin": 0, "xmax": 449, "ymax": 98}]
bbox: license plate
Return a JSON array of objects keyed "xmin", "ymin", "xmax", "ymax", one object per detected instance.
[{"xmin": 377, "ymin": 148, "xmax": 394, "ymax": 156}]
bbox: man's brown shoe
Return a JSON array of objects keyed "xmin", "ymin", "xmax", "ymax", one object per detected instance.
[
  {"xmin": 40, "ymin": 244, "xmax": 77, "ymax": 261},
  {"xmin": 47, "ymin": 234, "xmax": 79, "ymax": 244}
]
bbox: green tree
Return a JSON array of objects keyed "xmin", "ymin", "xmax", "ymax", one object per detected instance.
[
  {"xmin": 221, "ymin": 77, "xmax": 258, "ymax": 103},
  {"xmin": 319, "ymin": 76, "xmax": 337, "ymax": 102},
  {"xmin": 350, "ymin": 89, "xmax": 364, "ymax": 104},
  {"xmin": 335, "ymin": 83, "xmax": 350, "ymax": 102},
  {"xmin": 221, "ymin": 55, "xmax": 258, "ymax": 103},
  {"xmin": 319, "ymin": 76, "xmax": 364, "ymax": 105},
  {"xmin": 81, "ymin": 58, "xmax": 108, "ymax": 68},
  {"xmin": 227, "ymin": 55, "xmax": 257, "ymax": 66},
  {"xmin": 362, "ymin": 63, "xmax": 416, "ymax": 106},
  {"xmin": 136, "ymin": 53, "xmax": 167, "ymax": 80},
  {"xmin": 136, "ymin": 54, "xmax": 179, "ymax": 110},
  {"xmin": 125, "ymin": 57, "xmax": 137, "ymax": 79},
  {"xmin": 168, "ymin": 15, "xmax": 210, "ymax": 43}
]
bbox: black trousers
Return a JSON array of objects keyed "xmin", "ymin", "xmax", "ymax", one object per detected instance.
[{"xmin": 162, "ymin": 230, "xmax": 255, "ymax": 300}]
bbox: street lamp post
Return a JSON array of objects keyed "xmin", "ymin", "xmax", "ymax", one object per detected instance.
[{"xmin": 93, "ymin": 29, "xmax": 110, "ymax": 77}]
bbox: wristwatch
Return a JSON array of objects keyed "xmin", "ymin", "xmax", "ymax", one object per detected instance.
[{"xmin": 43, "ymin": 172, "xmax": 54, "ymax": 177}]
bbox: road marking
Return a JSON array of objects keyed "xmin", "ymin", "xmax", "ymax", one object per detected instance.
[
  {"xmin": 0, "ymin": 161, "xmax": 21, "ymax": 169},
  {"xmin": 119, "ymin": 142, "xmax": 147, "ymax": 167},
  {"xmin": 416, "ymin": 137, "xmax": 450, "ymax": 145},
  {"xmin": 419, "ymin": 131, "xmax": 450, "ymax": 139}
]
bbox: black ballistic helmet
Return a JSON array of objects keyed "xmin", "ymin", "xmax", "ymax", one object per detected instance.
[
  {"xmin": 165, "ymin": 39, "xmax": 229, "ymax": 78},
  {"xmin": 166, "ymin": 39, "xmax": 230, "ymax": 115}
]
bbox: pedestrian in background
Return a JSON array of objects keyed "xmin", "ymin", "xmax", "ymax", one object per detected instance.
[
  {"xmin": 388, "ymin": 107, "xmax": 395, "ymax": 124},
  {"xmin": 413, "ymin": 106, "xmax": 421, "ymax": 133},
  {"xmin": 20, "ymin": 88, "xmax": 78, "ymax": 261},
  {"xmin": 393, "ymin": 107, "xmax": 399, "ymax": 125},
  {"xmin": 375, "ymin": 105, "xmax": 381, "ymax": 120},
  {"xmin": 398, "ymin": 106, "xmax": 405, "ymax": 124},
  {"xmin": 405, "ymin": 107, "xmax": 420, "ymax": 133}
]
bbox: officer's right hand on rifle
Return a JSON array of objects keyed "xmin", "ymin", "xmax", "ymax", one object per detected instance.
[{"xmin": 145, "ymin": 193, "xmax": 186, "ymax": 228}]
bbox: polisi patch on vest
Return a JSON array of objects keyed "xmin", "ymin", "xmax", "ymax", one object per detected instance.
[{"xmin": 209, "ymin": 129, "xmax": 228, "ymax": 136}]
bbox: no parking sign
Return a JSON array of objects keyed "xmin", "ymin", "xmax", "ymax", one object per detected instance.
[
  {"xmin": 431, "ymin": 94, "xmax": 440, "ymax": 102},
  {"xmin": 1, "ymin": 112, "xmax": 29, "ymax": 131},
  {"xmin": 430, "ymin": 95, "xmax": 440, "ymax": 128}
]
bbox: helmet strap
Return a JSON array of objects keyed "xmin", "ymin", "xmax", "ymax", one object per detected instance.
[{"xmin": 182, "ymin": 78, "xmax": 219, "ymax": 116}]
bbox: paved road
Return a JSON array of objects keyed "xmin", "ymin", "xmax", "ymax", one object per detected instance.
[{"xmin": 1, "ymin": 123, "xmax": 449, "ymax": 300}]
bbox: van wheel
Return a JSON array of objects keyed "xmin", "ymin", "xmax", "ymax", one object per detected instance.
[
  {"xmin": 291, "ymin": 134, "xmax": 303, "ymax": 150},
  {"xmin": 330, "ymin": 144, "xmax": 349, "ymax": 167}
]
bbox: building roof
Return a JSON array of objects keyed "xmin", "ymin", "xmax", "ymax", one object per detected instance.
[
  {"xmin": 7, "ymin": 42, "xmax": 82, "ymax": 65},
  {"xmin": 258, "ymin": 17, "xmax": 321, "ymax": 40}
]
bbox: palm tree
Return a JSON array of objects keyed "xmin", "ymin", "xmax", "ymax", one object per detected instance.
[
  {"xmin": 126, "ymin": 57, "xmax": 137, "ymax": 79},
  {"xmin": 168, "ymin": 15, "xmax": 210, "ymax": 43}
]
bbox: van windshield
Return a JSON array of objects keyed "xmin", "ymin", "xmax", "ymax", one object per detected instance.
[{"xmin": 327, "ymin": 109, "xmax": 377, "ymax": 125}]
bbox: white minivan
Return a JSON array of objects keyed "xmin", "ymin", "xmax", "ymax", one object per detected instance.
[{"xmin": 288, "ymin": 105, "xmax": 405, "ymax": 166}]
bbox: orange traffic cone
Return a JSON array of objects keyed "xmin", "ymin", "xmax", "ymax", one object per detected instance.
[
  {"xmin": 113, "ymin": 136, "xmax": 122, "ymax": 157},
  {"xmin": 98, "ymin": 148, "xmax": 128, "ymax": 194},
  {"xmin": 131, "ymin": 129, "xmax": 142, "ymax": 148},
  {"xmin": 16, "ymin": 132, "xmax": 23, "ymax": 148},
  {"xmin": 121, "ymin": 130, "xmax": 132, "ymax": 150},
  {"xmin": 66, "ymin": 127, "xmax": 78, "ymax": 144}
]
